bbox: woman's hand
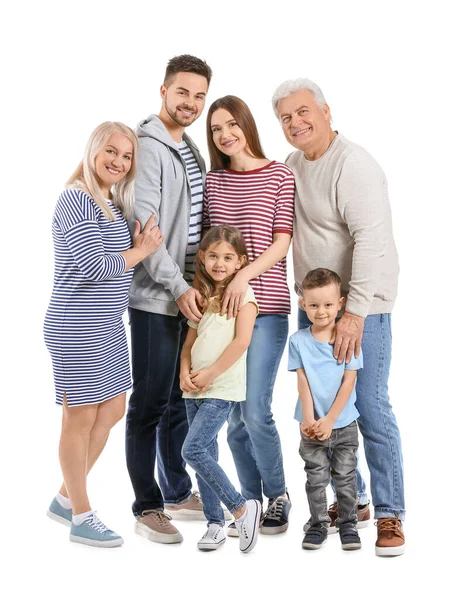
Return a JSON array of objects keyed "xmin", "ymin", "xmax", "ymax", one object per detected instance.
[
  {"xmin": 221, "ymin": 270, "xmax": 249, "ymax": 319},
  {"xmin": 133, "ymin": 214, "xmax": 163, "ymax": 259}
]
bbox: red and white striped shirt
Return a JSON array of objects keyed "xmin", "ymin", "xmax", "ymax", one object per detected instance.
[{"xmin": 203, "ymin": 161, "xmax": 295, "ymax": 314}]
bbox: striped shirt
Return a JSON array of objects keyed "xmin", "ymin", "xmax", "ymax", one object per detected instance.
[
  {"xmin": 177, "ymin": 141, "xmax": 203, "ymax": 283},
  {"xmin": 203, "ymin": 161, "xmax": 295, "ymax": 314}
]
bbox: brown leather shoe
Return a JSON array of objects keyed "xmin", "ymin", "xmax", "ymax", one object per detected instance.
[
  {"xmin": 315, "ymin": 502, "xmax": 370, "ymax": 534},
  {"xmin": 375, "ymin": 518, "xmax": 405, "ymax": 557}
]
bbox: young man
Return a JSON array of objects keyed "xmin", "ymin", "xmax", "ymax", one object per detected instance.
[
  {"xmin": 126, "ymin": 55, "xmax": 213, "ymax": 544},
  {"xmin": 272, "ymin": 78, "xmax": 405, "ymax": 557}
]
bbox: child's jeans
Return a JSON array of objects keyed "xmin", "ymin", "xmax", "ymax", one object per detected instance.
[
  {"xmin": 299, "ymin": 421, "xmax": 359, "ymax": 528},
  {"xmin": 182, "ymin": 398, "xmax": 246, "ymax": 525}
]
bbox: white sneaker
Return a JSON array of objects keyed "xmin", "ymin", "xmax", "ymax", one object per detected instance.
[
  {"xmin": 236, "ymin": 499, "xmax": 261, "ymax": 553},
  {"xmin": 197, "ymin": 524, "xmax": 226, "ymax": 551}
]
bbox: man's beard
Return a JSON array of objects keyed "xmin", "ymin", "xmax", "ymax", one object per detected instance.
[{"xmin": 165, "ymin": 101, "xmax": 197, "ymax": 127}]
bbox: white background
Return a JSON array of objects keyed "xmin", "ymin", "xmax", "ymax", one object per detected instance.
[{"xmin": 2, "ymin": 1, "xmax": 463, "ymax": 598}]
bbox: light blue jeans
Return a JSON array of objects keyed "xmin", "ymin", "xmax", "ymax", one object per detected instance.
[
  {"xmin": 182, "ymin": 398, "xmax": 245, "ymax": 525},
  {"xmin": 227, "ymin": 314, "xmax": 288, "ymax": 502},
  {"xmin": 298, "ymin": 308, "xmax": 405, "ymax": 518}
]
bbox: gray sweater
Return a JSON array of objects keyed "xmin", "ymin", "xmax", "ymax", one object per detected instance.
[
  {"xmin": 128, "ymin": 115, "xmax": 206, "ymax": 316},
  {"xmin": 286, "ymin": 133, "xmax": 399, "ymax": 317}
]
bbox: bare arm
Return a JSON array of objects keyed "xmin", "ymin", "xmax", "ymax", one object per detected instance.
[
  {"xmin": 190, "ymin": 303, "xmax": 258, "ymax": 393},
  {"xmin": 313, "ymin": 370, "xmax": 357, "ymax": 440},
  {"xmin": 179, "ymin": 326, "xmax": 199, "ymax": 393},
  {"xmin": 221, "ymin": 233, "xmax": 291, "ymax": 318},
  {"xmin": 297, "ymin": 368, "xmax": 316, "ymax": 436}
]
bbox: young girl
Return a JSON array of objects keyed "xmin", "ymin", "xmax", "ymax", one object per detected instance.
[{"xmin": 180, "ymin": 225, "xmax": 261, "ymax": 553}]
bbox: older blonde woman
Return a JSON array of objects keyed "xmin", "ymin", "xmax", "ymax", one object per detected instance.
[{"xmin": 44, "ymin": 122, "xmax": 162, "ymax": 547}]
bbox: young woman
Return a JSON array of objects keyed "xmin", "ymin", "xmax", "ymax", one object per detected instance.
[
  {"xmin": 204, "ymin": 96, "xmax": 295, "ymax": 535},
  {"xmin": 44, "ymin": 122, "xmax": 162, "ymax": 547},
  {"xmin": 180, "ymin": 225, "xmax": 261, "ymax": 553}
]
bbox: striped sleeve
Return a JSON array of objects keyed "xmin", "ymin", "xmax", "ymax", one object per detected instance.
[
  {"xmin": 202, "ymin": 180, "xmax": 211, "ymax": 229},
  {"xmin": 273, "ymin": 169, "xmax": 295, "ymax": 234},
  {"xmin": 56, "ymin": 189, "xmax": 126, "ymax": 282}
]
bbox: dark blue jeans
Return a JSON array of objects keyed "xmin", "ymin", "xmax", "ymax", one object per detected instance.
[{"xmin": 125, "ymin": 308, "xmax": 193, "ymax": 516}]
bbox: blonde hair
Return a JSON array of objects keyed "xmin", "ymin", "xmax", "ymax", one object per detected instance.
[
  {"xmin": 195, "ymin": 226, "xmax": 249, "ymax": 312},
  {"xmin": 66, "ymin": 121, "xmax": 139, "ymax": 221}
]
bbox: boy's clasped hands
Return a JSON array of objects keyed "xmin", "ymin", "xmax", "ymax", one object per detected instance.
[{"xmin": 300, "ymin": 415, "xmax": 335, "ymax": 441}]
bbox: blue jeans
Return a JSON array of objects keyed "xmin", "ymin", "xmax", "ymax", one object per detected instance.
[
  {"xmin": 227, "ymin": 314, "xmax": 288, "ymax": 501},
  {"xmin": 298, "ymin": 308, "xmax": 405, "ymax": 518},
  {"xmin": 125, "ymin": 309, "xmax": 193, "ymax": 516},
  {"xmin": 182, "ymin": 399, "xmax": 245, "ymax": 525}
]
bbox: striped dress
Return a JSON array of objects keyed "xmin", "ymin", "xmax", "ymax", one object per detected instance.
[
  {"xmin": 203, "ymin": 161, "xmax": 295, "ymax": 314},
  {"xmin": 44, "ymin": 188, "xmax": 134, "ymax": 406}
]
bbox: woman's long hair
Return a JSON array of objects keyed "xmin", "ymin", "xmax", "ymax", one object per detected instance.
[
  {"xmin": 196, "ymin": 225, "xmax": 249, "ymax": 313},
  {"xmin": 206, "ymin": 96, "xmax": 266, "ymax": 171},
  {"xmin": 66, "ymin": 121, "xmax": 139, "ymax": 221}
]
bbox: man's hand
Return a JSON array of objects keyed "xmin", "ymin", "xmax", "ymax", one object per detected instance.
[
  {"xmin": 312, "ymin": 416, "xmax": 335, "ymax": 441},
  {"xmin": 330, "ymin": 311, "xmax": 365, "ymax": 364},
  {"xmin": 221, "ymin": 271, "xmax": 249, "ymax": 319},
  {"xmin": 190, "ymin": 368, "xmax": 216, "ymax": 394},
  {"xmin": 176, "ymin": 288, "xmax": 203, "ymax": 322}
]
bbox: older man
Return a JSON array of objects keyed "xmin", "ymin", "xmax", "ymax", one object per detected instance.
[{"xmin": 272, "ymin": 79, "xmax": 405, "ymax": 557}]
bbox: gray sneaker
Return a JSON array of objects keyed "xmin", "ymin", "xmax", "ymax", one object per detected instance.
[
  {"xmin": 135, "ymin": 510, "xmax": 183, "ymax": 544},
  {"xmin": 236, "ymin": 499, "xmax": 261, "ymax": 553}
]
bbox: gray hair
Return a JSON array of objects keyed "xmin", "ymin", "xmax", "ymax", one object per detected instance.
[{"xmin": 271, "ymin": 78, "xmax": 328, "ymax": 118}]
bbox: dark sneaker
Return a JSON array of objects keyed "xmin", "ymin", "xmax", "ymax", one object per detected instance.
[
  {"xmin": 261, "ymin": 493, "xmax": 291, "ymax": 535},
  {"xmin": 302, "ymin": 524, "xmax": 328, "ymax": 550},
  {"xmin": 375, "ymin": 518, "xmax": 405, "ymax": 557},
  {"xmin": 303, "ymin": 502, "xmax": 371, "ymax": 534},
  {"xmin": 339, "ymin": 523, "xmax": 362, "ymax": 550}
]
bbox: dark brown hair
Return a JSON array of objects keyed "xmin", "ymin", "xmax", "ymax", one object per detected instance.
[
  {"xmin": 302, "ymin": 268, "xmax": 342, "ymax": 294},
  {"xmin": 206, "ymin": 96, "xmax": 266, "ymax": 170},
  {"xmin": 164, "ymin": 54, "xmax": 212, "ymax": 86},
  {"xmin": 195, "ymin": 225, "xmax": 249, "ymax": 312}
]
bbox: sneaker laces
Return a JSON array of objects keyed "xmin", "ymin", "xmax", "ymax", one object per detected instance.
[
  {"xmin": 82, "ymin": 512, "xmax": 109, "ymax": 533},
  {"xmin": 142, "ymin": 510, "xmax": 173, "ymax": 524},
  {"xmin": 264, "ymin": 497, "xmax": 285, "ymax": 522},
  {"xmin": 376, "ymin": 518, "xmax": 401, "ymax": 532}
]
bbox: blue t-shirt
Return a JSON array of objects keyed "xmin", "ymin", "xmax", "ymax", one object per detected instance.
[{"xmin": 288, "ymin": 327, "xmax": 363, "ymax": 429}]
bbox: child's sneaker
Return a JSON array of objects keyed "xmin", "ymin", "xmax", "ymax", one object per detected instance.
[
  {"xmin": 236, "ymin": 499, "xmax": 261, "ymax": 553},
  {"xmin": 70, "ymin": 513, "xmax": 123, "ymax": 547},
  {"xmin": 227, "ymin": 521, "xmax": 239, "ymax": 537},
  {"xmin": 46, "ymin": 497, "xmax": 72, "ymax": 527},
  {"xmin": 197, "ymin": 524, "xmax": 226, "ymax": 551},
  {"xmin": 302, "ymin": 524, "xmax": 328, "ymax": 550},
  {"xmin": 261, "ymin": 492, "xmax": 291, "ymax": 534},
  {"xmin": 339, "ymin": 523, "xmax": 362, "ymax": 550}
]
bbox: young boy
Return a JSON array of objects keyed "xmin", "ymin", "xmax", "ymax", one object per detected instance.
[{"xmin": 288, "ymin": 268, "xmax": 363, "ymax": 551}]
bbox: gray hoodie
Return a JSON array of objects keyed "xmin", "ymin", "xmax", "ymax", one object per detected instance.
[{"xmin": 128, "ymin": 114, "xmax": 206, "ymax": 316}]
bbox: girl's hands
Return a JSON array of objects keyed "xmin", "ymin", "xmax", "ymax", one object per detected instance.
[
  {"xmin": 133, "ymin": 214, "xmax": 163, "ymax": 259},
  {"xmin": 221, "ymin": 270, "xmax": 249, "ymax": 319},
  {"xmin": 190, "ymin": 368, "xmax": 216, "ymax": 393},
  {"xmin": 180, "ymin": 370, "xmax": 198, "ymax": 394}
]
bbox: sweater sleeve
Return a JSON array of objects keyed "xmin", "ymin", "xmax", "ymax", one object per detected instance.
[
  {"xmin": 202, "ymin": 175, "xmax": 211, "ymax": 230},
  {"xmin": 57, "ymin": 190, "xmax": 126, "ymax": 282},
  {"xmin": 132, "ymin": 137, "xmax": 190, "ymax": 300},
  {"xmin": 337, "ymin": 152, "xmax": 388, "ymax": 317}
]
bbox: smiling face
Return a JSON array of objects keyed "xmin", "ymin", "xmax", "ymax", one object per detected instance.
[
  {"xmin": 210, "ymin": 108, "xmax": 249, "ymax": 159},
  {"xmin": 277, "ymin": 89, "xmax": 331, "ymax": 159},
  {"xmin": 201, "ymin": 240, "xmax": 244, "ymax": 284},
  {"xmin": 301, "ymin": 283, "xmax": 344, "ymax": 329},
  {"xmin": 94, "ymin": 132, "xmax": 133, "ymax": 197},
  {"xmin": 160, "ymin": 71, "xmax": 208, "ymax": 128}
]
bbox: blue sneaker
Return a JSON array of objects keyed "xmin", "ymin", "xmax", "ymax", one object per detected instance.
[
  {"xmin": 70, "ymin": 513, "xmax": 123, "ymax": 547},
  {"xmin": 47, "ymin": 497, "xmax": 72, "ymax": 527}
]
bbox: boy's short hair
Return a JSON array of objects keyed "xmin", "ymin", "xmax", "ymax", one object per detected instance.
[
  {"xmin": 302, "ymin": 268, "xmax": 343, "ymax": 294},
  {"xmin": 164, "ymin": 54, "xmax": 212, "ymax": 86}
]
